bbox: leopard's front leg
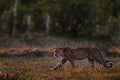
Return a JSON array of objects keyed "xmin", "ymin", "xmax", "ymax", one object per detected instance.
[{"xmin": 50, "ymin": 58, "xmax": 67, "ymax": 71}]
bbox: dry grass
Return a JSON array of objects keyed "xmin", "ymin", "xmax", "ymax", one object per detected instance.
[
  {"xmin": 0, "ymin": 36, "xmax": 120, "ymax": 80},
  {"xmin": 0, "ymin": 57, "xmax": 119, "ymax": 80},
  {"xmin": 111, "ymin": 47, "xmax": 120, "ymax": 53},
  {"xmin": 0, "ymin": 47, "xmax": 35, "ymax": 54}
]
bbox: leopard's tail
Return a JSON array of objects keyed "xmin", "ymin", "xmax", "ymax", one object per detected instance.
[
  {"xmin": 104, "ymin": 60, "xmax": 113, "ymax": 68},
  {"xmin": 96, "ymin": 49, "xmax": 113, "ymax": 68},
  {"xmin": 96, "ymin": 57, "xmax": 113, "ymax": 68}
]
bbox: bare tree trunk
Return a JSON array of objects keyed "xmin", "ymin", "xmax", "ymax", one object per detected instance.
[
  {"xmin": 45, "ymin": 13, "xmax": 50, "ymax": 35},
  {"xmin": 12, "ymin": 0, "xmax": 18, "ymax": 36},
  {"xmin": 26, "ymin": 14, "xmax": 32, "ymax": 40}
]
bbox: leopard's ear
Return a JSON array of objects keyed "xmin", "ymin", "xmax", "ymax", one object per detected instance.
[{"xmin": 53, "ymin": 48, "xmax": 57, "ymax": 51}]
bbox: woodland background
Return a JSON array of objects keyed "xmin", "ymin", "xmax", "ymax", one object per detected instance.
[
  {"xmin": 0, "ymin": 0, "xmax": 120, "ymax": 80},
  {"xmin": 0, "ymin": 0, "xmax": 120, "ymax": 43}
]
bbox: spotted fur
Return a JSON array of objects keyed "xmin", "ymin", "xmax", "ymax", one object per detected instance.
[{"xmin": 50, "ymin": 47, "xmax": 113, "ymax": 71}]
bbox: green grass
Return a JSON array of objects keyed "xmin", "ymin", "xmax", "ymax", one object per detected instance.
[
  {"xmin": 0, "ymin": 57, "xmax": 120, "ymax": 80},
  {"xmin": 0, "ymin": 35, "xmax": 119, "ymax": 80}
]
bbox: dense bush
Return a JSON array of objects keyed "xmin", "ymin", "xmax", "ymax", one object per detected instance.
[{"xmin": 0, "ymin": 0, "xmax": 120, "ymax": 39}]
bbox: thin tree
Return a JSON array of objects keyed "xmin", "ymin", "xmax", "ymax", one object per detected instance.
[
  {"xmin": 45, "ymin": 13, "xmax": 50, "ymax": 35},
  {"xmin": 26, "ymin": 0, "xmax": 32, "ymax": 40},
  {"xmin": 26, "ymin": 14, "xmax": 32, "ymax": 40},
  {"xmin": 12, "ymin": 0, "xmax": 18, "ymax": 36}
]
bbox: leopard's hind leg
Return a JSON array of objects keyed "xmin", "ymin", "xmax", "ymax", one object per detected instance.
[{"xmin": 88, "ymin": 58, "xmax": 94, "ymax": 68}]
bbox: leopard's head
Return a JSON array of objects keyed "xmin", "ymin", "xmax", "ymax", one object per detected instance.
[{"xmin": 53, "ymin": 48, "xmax": 64, "ymax": 58}]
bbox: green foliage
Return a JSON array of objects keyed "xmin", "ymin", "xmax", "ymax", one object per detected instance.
[{"xmin": 0, "ymin": 0, "xmax": 120, "ymax": 39}]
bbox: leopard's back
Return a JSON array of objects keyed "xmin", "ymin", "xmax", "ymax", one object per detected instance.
[
  {"xmin": 63, "ymin": 47, "xmax": 97, "ymax": 59},
  {"xmin": 70, "ymin": 47, "xmax": 101, "ymax": 60}
]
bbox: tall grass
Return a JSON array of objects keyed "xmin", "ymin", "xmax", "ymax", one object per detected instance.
[
  {"xmin": 0, "ymin": 36, "xmax": 119, "ymax": 80},
  {"xmin": 0, "ymin": 57, "xmax": 119, "ymax": 80}
]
